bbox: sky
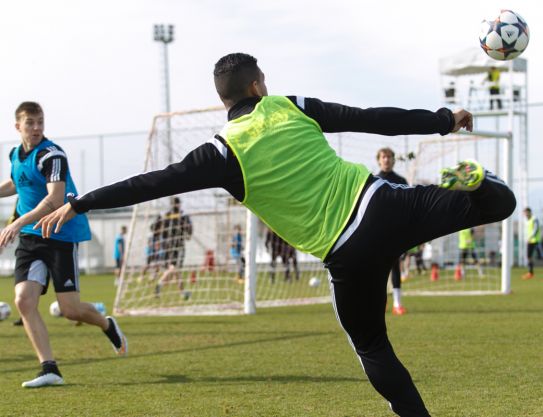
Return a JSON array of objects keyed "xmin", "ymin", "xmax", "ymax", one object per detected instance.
[
  {"xmin": 0, "ymin": 0, "xmax": 542, "ymax": 205},
  {"xmin": 0, "ymin": 0, "xmax": 540, "ymax": 136}
]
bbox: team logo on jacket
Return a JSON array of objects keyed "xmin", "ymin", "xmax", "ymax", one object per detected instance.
[{"xmin": 17, "ymin": 172, "xmax": 33, "ymax": 187}]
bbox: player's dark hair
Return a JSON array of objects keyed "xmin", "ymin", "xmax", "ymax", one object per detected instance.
[
  {"xmin": 213, "ymin": 53, "xmax": 260, "ymax": 103},
  {"xmin": 376, "ymin": 147, "xmax": 395, "ymax": 161},
  {"xmin": 15, "ymin": 101, "xmax": 43, "ymax": 121}
]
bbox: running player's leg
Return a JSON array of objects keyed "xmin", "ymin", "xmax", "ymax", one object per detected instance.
[
  {"xmin": 49, "ymin": 240, "xmax": 127, "ymax": 356},
  {"xmin": 525, "ymin": 243, "xmax": 536, "ymax": 279},
  {"xmin": 270, "ymin": 250, "xmax": 277, "ymax": 283},
  {"xmin": 15, "ymin": 281, "xmax": 54, "ymax": 362},
  {"xmin": 14, "ymin": 237, "xmax": 64, "ymax": 387}
]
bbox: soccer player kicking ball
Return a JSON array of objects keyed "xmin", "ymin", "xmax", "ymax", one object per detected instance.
[
  {"xmin": 0, "ymin": 102, "xmax": 128, "ymax": 388},
  {"xmin": 36, "ymin": 54, "xmax": 515, "ymax": 416}
]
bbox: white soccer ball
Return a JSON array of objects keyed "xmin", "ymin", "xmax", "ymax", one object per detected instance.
[
  {"xmin": 308, "ymin": 277, "xmax": 321, "ymax": 288},
  {"xmin": 479, "ymin": 10, "xmax": 529, "ymax": 60},
  {"xmin": 0, "ymin": 302, "xmax": 11, "ymax": 321},
  {"xmin": 49, "ymin": 301, "xmax": 63, "ymax": 317}
]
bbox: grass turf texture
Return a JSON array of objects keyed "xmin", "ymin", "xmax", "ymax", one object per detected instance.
[{"xmin": 0, "ymin": 269, "xmax": 541, "ymax": 417}]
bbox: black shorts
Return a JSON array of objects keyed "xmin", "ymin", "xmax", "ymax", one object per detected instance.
[
  {"xmin": 115, "ymin": 258, "xmax": 123, "ymax": 269},
  {"xmin": 15, "ymin": 234, "xmax": 80, "ymax": 295}
]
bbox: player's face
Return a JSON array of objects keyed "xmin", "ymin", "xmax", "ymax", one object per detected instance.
[
  {"xmin": 378, "ymin": 152, "xmax": 394, "ymax": 172},
  {"xmin": 16, "ymin": 112, "xmax": 44, "ymax": 151}
]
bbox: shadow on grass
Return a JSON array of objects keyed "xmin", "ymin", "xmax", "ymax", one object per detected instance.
[
  {"xmin": 115, "ymin": 373, "xmax": 364, "ymax": 386},
  {"xmin": 408, "ymin": 308, "xmax": 542, "ymax": 315},
  {"xmin": 2, "ymin": 330, "xmax": 330, "ymax": 374},
  {"xmin": 0, "ymin": 354, "xmax": 36, "ymax": 363}
]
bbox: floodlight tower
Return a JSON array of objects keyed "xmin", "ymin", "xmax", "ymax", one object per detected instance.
[{"xmin": 154, "ymin": 24, "xmax": 175, "ymax": 163}]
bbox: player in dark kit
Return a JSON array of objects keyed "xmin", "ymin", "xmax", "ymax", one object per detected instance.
[
  {"xmin": 265, "ymin": 228, "xmax": 300, "ymax": 283},
  {"xmin": 375, "ymin": 147, "xmax": 409, "ymax": 315},
  {"xmin": 155, "ymin": 197, "xmax": 192, "ymax": 296},
  {"xmin": 36, "ymin": 54, "xmax": 515, "ymax": 416}
]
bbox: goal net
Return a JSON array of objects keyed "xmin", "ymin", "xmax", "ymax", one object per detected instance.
[
  {"xmin": 401, "ymin": 133, "xmax": 512, "ymax": 295},
  {"xmin": 114, "ymin": 108, "xmax": 512, "ymax": 316}
]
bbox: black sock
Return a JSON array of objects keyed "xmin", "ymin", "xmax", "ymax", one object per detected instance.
[
  {"xmin": 103, "ymin": 317, "xmax": 122, "ymax": 348},
  {"xmin": 41, "ymin": 360, "xmax": 62, "ymax": 377}
]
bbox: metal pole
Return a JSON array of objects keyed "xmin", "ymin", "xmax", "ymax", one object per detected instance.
[
  {"xmin": 99, "ymin": 135, "xmax": 104, "ymax": 187},
  {"xmin": 154, "ymin": 24, "xmax": 174, "ymax": 164},
  {"xmin": 501, "ymin": 132, "xmax": 513, "ymax": 294},
  {"xmin": 164, "ymin": 41, "xmax": 173, "ymax": 164},
  {"xmin": 244, "ymin": 211, "xmax": 258, "ymax": 314},
  {"xmin": 501, "ymin": 59, "xmax": 515, "ymax": 294}
]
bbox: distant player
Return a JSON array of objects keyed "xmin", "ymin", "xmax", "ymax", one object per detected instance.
[
  {"xmin": 522, "ymin": 207, "xmax": 541, "ymax": 280},
  {"xmin": 36, "ymin": 53, "xmax": 515, "ymax": 415},
  {"xmin": 375, "ymin": 147, "xmax": 408, "ymax": 315},
  {"xmin": 402, "ymin": 244, "xmax": 427, "ymax": 278},
  {"xmin": 0, "ymin": 102, "xmax": 127, "ymax": 388},
  {"xmin": 155, "ymin": 197, "xmax": 192, "ymax": 296},
  {"xmin": 113, "ymin": 225, "xmax": 127, "ymax": 286},
  {"xmin": 265, "ymin": 229, "xmax": 300, "ymax": 283},
  {"xmin": 230, "ymin": 224, "xmax": 245, "ymax": 282},
  {"xmin": 455, "ymin": 228, "xmax": 483, "ymax": 279}
]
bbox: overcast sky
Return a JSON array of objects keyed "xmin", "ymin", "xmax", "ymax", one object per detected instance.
[
  {"xmin": 1, "ymin": 0, "xmax": 542, "ymax": 209},
  {"xmin": 0, "ymin": 0, "xmax": 540, "ymax": 139}
]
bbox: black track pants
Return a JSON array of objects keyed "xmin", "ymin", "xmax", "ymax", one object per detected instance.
[{"xmin": 324, "ymin": 174, "xmax": 516, "ymax": 417}]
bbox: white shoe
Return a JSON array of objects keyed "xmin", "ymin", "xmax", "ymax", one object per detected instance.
[
  {"xmin": 22, "ymin": 372, "xmax": 64, "ymax": 388},
  {"xmin": 106, "ymin": 316, "xmax": 128, "ymax": 356}
]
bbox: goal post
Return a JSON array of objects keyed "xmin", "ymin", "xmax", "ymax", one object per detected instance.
[
  {"xmin": 114, "ymin": 108, "xmax": 514, "ymax": 316},
  {"xmin": 402, "ymin": 130, "xmax": 513, "ymax": 296},
  {"xmin": 114, "ymin": 108, "xmax": 331, "ymax": 316}
]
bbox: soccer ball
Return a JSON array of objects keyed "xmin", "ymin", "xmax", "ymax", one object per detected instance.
[
  {"xmin": 49, "ymin": 301, "xmax": 63, "ymax": 317},
  {"xmin": 0, "ymin": 302, "xmax": 11, "ymax": 321},
  {"xmin": 92, "ymin": 302, "xmax": 107, "ymax": 316},
  {"xmin": 479, "ymin": 10, "xmax": 529, "ymax": 60},
  {"xmin": 308, "ymin": 277, "xmax": 321, "ymax": 288}
]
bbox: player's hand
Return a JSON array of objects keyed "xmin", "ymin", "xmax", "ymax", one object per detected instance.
[
  {"xmin": 0, "ymin": 222, "xmax": 21, "ymax": 248},
  {"xmin": 34, "ymin": 203, "xmax": 76, "ymax": 238},
  {"xmin": 451, "ymin": 109, "xmax": 473, "ymax": 133}
]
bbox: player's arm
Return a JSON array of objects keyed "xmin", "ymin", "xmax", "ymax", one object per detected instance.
[
  {"xmin": 291, "ymin": 96, "xmax": 472, "ymax": 136},
  {"xmin": 36, "ymin": 142, "xmax": 241, "ymax": 237},
  {"xmin": 0, "ymin": 181, "xmax": 65, "ymax": 247},
  {"xmin": 71, "ymin": 143, "xmax": 237, "ymax": 212},
  {"xmin": 0, "ymin": 179, "xmax": 17, "ymax": 197}
]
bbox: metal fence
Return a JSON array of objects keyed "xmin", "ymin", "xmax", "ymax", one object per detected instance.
[{"xmin": 0, "ymin": 103, "xmax": 541, "ymax": 275}]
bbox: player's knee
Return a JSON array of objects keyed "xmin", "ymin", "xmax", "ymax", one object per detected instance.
[
  {"xmin": 15, "ymin": 294, "xmax": 37, "ymax": 315},
  {"xmin": 502, "ymin": 189, "xmax": 517, "ymax": 218}
]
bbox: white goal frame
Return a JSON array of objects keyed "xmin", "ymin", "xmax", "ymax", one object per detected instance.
[
  {"xmin": 113, "ymin": 109, "xmax": 514, "ymax": 316},
  {"xmin": 403, "ymin": 129, "xmax": 513, "ymax": 296}
]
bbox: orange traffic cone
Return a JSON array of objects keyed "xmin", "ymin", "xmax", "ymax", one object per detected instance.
[
  {"xmin": 430, "ymin": 263, "xmax": 439, "ymax": 281},
  {"xmin": 201, "ymin": 250, "xmax": 215, "ymax": 272},
  {"xmin": 454, "ymin": 264, "xmax": 463, "ymax": 281}
]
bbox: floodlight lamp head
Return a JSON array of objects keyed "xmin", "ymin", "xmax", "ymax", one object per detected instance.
[
  {"xmin": 153, "ymin": 24, "xmax": 163, "ymax": 41},
  {"xmin": 153, "ymin": 24, "xmax": 175, "ymax": 43}
]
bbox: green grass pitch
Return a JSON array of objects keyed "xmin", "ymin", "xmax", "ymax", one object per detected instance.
[{"xmin": 0, "ymin": 269, "xmax": 542, "ymax": 417}]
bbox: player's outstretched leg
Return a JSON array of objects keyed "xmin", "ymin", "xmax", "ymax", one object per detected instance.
[
  {"xmin": 400, "ymin": 160, "xmax": 515, "ymax": 247},
  {"xmin": 103, "ymin": 316, "xmax": 128, "ymax": 356}
]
